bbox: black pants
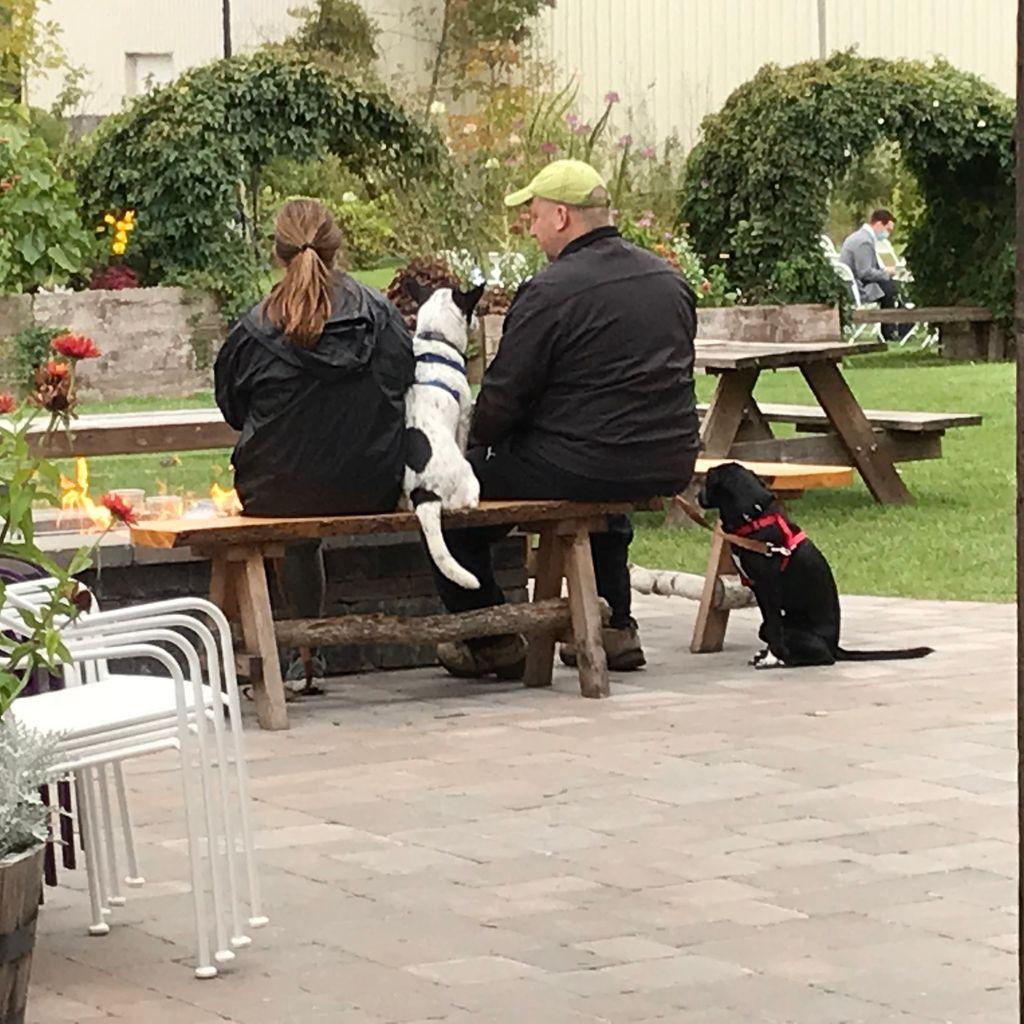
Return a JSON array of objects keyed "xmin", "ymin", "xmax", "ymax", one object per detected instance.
[
  {"xmin": 430, "ymin": 444, "xmax": 695, "ymax": 632},
  {"xmin": 875, "ymin": 278, "xmax": 906, "ymax": 341}
]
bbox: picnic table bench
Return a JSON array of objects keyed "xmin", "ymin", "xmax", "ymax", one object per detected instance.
[
  {"xmin": 850, "ymin": 305, "xmax": 1005, "ymax": 360},
  {"xmin": 697, "ymin": 402, "xmax": 982, "ymax": 466},
  {"xmin": 130, "ymin": 500, "xmax": 642, "ymax": 730}
]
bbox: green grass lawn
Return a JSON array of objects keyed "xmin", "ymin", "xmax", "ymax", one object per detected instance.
[
  {"xmin": 67, "ymin": 346, "xmax": 1013, "ymax": 604},
  {"xmin": 632, "ymin": 347, "xmax": 1013, "ymax": 603}
]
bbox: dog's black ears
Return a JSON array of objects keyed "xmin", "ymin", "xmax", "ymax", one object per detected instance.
[
  {"xmin": 403, "ymin": 278, "xmax": 434, "ymax": 308},
  {"xmin": 452, "ymin": 282, "xmax": 485, "ymax": 322}
]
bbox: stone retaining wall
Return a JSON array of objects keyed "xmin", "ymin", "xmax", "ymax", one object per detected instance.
[{"xmin": 0, "ymin": 287, "xmax": 222, "ymax": 400}]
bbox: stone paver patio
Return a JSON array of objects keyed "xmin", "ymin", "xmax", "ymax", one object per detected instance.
[{"xmin": 27, "ymin": 592, "xmax": 1016, "ymax": 1023}]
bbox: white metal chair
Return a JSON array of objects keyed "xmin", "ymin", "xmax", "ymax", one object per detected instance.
[{"xmin": 5, "ymin": 586, "xmax": 264, "ymax": 979}]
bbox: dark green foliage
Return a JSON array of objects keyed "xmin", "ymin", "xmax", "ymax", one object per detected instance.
[
  {"xmin": 681, "ymin": 52, "xmax": 1013, "ymax": 317},
  {"xmin": 72, "ymin": 50, "xmax": 446, "ymax": 312}
]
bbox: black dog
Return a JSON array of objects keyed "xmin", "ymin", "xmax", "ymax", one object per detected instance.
[{"xmin": 698, "ymin": 462, "xmax": 933, "ymax": 668}]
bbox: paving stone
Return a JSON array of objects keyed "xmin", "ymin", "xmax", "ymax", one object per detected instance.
[{"xmin": 22, "ymin": 593, "xmax": 1015, "ymax": 1024}]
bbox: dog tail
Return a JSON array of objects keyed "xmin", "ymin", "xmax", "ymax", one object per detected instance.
[
  {"xmin": 836, "ymin": 646, "xmax": 934, "ymax": 662},
  {"xmin": 412, "ymin": 490, "xmax": 480, "ymax": 591}
]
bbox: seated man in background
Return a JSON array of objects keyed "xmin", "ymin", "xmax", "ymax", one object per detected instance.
[
  {"xmin": 839, "ymin": 208, "xmax": 906, "ymax": 341},
  {"xmin": 431, "ymin": 160, "xmax": 701, "ymax": 679}
]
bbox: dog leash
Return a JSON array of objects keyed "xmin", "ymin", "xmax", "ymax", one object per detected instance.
[{"xmin": 671, "ymin": 495, "xmax": 795, "ymax": 558}]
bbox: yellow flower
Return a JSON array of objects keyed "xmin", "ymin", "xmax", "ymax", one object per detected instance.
[
  {"xmin": 124, "ymin": 210, "xmax": 136, "ymax": 222},
  {"xmin": 115, "ymin": 220, "xmax": 126, "ymax": 231},
  {"xmin": 125, "ymin": 221, "xmax": 135, "ymax": 231},
  {"xmin": 104, "ymin": 213, "xmax": 115, "ymax": 225},
  {"xmin": 112, "ymin": 241, "xmax": 126, "ymax": 255},
  {"xmin": 95, "ymin": 225, "xmax": 105, "ymax": 233},
  {"xmin": 115, "ymin": 230, "xmax": 128, "ymax": 243}
]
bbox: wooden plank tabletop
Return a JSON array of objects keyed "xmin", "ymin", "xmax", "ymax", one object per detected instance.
[
  {"xmin": 695, "ymin": 339, "xmax": 883, "ymax": 371},
  {"xmin": 851, "ymin": 306, "xmax": 993, "ymax": 325},
  {"xmin": 694, "ymin": 458, "xmax": 853, "ymax": 491},
  {"xmin": 130, "ymin": 499, "xmax": 643, "ymax": 550},
  {"xmin": 22, "ymin": 408, "xmax": 238, "ymax": 458}
]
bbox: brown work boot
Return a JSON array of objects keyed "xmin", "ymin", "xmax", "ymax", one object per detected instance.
[
  {"xmin": 437, "ymin": 634, "xmax": 527, "ymax": 680},
  {"xmin": 560, "ymin": 618, "xmax": 646, "ymax": 671}
]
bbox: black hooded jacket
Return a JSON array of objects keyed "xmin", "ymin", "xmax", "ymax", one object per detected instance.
[
  {"xmin": 214, "ymin": 275, "xmax": 414, "ymax": 517},
  {"xmin": 470, "ymin": 226, "xmax": 700, "ymax": 486}
]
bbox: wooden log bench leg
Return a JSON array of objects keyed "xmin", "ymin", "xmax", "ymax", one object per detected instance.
[
  {"xmin": 524, "ymin": 528, "xmax": 565, "ymax": 688},
  {"xmin": 562, "ymin": 524, "xmax": 609, "ymax": 698},
  {"xmin": 233, "ymin": 547, "xmax": 289, "ymax": 731},
  {"xmin": 691, "ymin": 527, "xmax": 739, "ymax": 654}
]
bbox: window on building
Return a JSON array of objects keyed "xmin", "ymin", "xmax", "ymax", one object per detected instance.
[{"xmin": 125, "ymin": 53, "xmax": 175, "ymax": 97}]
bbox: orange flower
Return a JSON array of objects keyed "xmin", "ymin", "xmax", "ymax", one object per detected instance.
[
  {"xmin": 0, "ymin": 393, "xmax": 15, "ymax": 415},
  {"xmin": 51, "ymin": 334, "xmax": 101, "ymax": 360},
  {"xmin": 46, "ymin": 360, "xmax": 70, "ymax": 379},
  {"xmin": 101, "ymin": 493, "xmax": 138, "ymax": 526}
]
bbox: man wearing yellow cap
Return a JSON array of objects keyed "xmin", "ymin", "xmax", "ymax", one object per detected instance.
[{"xmin": 433, "ymin": 159, "xmax": 700, "ymax": 678}]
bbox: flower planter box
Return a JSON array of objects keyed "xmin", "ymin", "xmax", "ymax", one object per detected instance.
[{"xmin": 0, "ymin": 845, "xmax": 45, "ymax": 1024}]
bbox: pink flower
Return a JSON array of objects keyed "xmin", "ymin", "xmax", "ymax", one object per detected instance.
[
  {"xmin": 604, "ymin": 91, "xmax": 620, "ymax": 105},
  {"xmin": 540, "ymin": 141, "xmax": 559, "ymax": 155},
  {"xmin": 566, "ymin": 113, "xmax": 578, "ymax": 126},
  {"xmin": 636, "ymin": 215, "xmax": 654, "ymax": 229},
  {"xmin": 618, "ymin": 134, "xmax": 633, "ymax": 148},
  {"xmin": 0, "ymin": 393, "xmax": 16, "ymax": 415},
  {"xmin": 574, "ymin": 122, "xmax": 590, "ymax": 135},
  {"xmin": 640, "ymin": 145, "xmax": 657, "ymax": 159}
]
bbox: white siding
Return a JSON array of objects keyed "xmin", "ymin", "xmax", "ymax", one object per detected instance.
[{"xmin": 29, "ymin": 0, "xmax": 1017, "ymax": 137}]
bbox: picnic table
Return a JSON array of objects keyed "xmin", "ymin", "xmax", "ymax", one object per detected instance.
[
  {"xmin": 694, "ymin": 337, "xmax": 914, "ymax": 504},
  {"xmin": 130, "ymin": 500, "xmax": 644, "ymax": 730}
]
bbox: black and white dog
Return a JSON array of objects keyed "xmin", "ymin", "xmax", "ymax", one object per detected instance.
[
  {"xmin": 698, "ymin": 462, "xmax": 933, "ymax": 669},
  {"xmin": 402, "ymin": 280, "xmax": 485, "ymax": 590}
]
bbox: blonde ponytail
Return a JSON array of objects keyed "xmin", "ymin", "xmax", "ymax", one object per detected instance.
[{"xmin": 263, "ymin": 199, "xmax": 344, "ymax": 349}]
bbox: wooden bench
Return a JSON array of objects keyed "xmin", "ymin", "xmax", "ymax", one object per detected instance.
[
  {"xmin": 696, "ymin": 402, "xmax": 982, "ymax": 466},
  {"xmin": 850, "ymin": 306, "xmax": 1006, "ymax": 360},
  {"xmin": 130, "ymin": 500, "xmax": 644, "ymax": 730},
  {"xmin": 688, "ymin": 459, "xmax": 854, "ymax": 655}
]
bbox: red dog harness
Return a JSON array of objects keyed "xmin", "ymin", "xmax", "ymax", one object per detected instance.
[{"xmin": 731, "ymin": 513, "xmax": 807, "ymax": 572}]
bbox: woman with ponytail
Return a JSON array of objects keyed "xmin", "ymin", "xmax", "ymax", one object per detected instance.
[{"xmin": 215, "ymin": 199, "xmax": 414, "ymax": 685}]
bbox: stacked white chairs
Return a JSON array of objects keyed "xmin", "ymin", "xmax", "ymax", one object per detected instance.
[{"xmin": 5, "ymin": 581, "xmax": 266, "ymax": 978}]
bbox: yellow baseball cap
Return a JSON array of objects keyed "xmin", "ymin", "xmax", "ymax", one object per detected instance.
[{"xmin": 504, "ymin": 159, "xmax": 610, "ymax": 208}]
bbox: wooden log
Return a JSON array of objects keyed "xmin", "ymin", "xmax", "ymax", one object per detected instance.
[
  {"xmin": 274, "ymin": 598, "xmax": 573, "ymax": 647},
  {"xmin": 629, "ymin": 564, "xmax": 756, "ymax": 610},
  {"xmin": 0, "ymin": 845, "xmax": 45, "ymax": 1024}
]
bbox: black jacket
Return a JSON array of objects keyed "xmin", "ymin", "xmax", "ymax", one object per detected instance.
[
  {"xmin": 214, "ymin": 275, "xmax": 414, "ymax": 517},
  {"xmin": 470, "ymin": 226, "xmax": 700, "ymax": 485}
]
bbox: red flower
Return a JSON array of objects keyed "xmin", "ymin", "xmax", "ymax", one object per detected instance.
[
  {"xmin": 101, "ymin": 493, "xmax": 138, "ymax": 526},
  {"xmin": 51, "ymin": 334, "xmax": 101, "ymax": 360},
  {"xmin": 45, "ymin": 360, "xmax": 70, "ymax": 379},
  {"xmin": 0, "ymin": 393, "xmax": 15, "ymax": 415}
]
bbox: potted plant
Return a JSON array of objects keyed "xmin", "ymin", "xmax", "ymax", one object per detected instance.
[{"xmin": 0, "ymin": 718, "xmax": 56, "ymax": 1023}]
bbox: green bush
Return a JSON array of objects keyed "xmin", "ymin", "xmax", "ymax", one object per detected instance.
[
  {"xmin": 73, "ymin": 50, "xmax": 445, "ymax": 310},
  {"xmin": 0, "ymin": 102, "xmax": 92, "ymax": 292},
  {"xmin": 260, "ymin": 154, "xmax": 397, "ymax": 268},
  {"xmin": 681, "ymin": 52, "xmax": 1014, "ymax": 317}
]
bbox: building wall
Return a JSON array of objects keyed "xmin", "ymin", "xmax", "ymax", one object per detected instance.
[{"xmin": 29, "ymin": 0, "xmax": 1016, "ymax": 144}]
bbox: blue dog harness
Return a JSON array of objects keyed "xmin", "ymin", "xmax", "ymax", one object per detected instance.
[{"xmin": 414, "ymin": 330, "xmax": 466, "ymax": 404}]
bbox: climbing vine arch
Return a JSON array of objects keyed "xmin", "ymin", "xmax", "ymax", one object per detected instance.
[
  {"xmin": 74, "ymin": 50, "xmax": 445, "ymax": 286},
  {"xmin": 681, "ymin": 51, "xmax": 1014, "ymax": 317}
]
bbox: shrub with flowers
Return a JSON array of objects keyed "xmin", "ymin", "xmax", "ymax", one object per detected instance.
[{"xmin": 89, "ymin": 208, "xmax": 140, "ymax": 290}]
